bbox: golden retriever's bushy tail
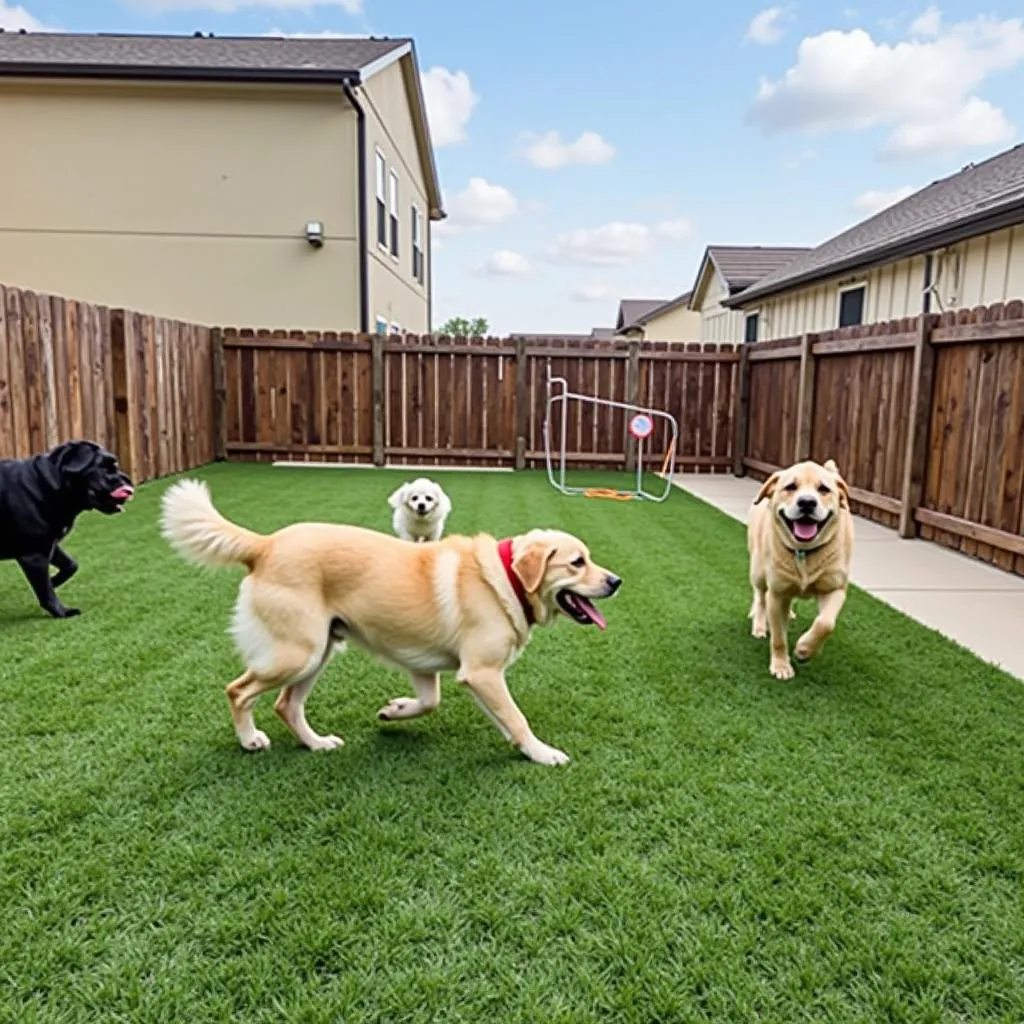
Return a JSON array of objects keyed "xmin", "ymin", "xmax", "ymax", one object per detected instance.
[{"xmin": 160, "ymin": 479, "xmax": 266, "ymax": 570}]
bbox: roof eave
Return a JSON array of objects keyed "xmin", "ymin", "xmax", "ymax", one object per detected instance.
[
  {"xmin": 723, "ymin": 200, "xmax": 1024, "ymax": 309},
  {"xmin": 0, "ymin": 61, "xmax": 364, "ymax": 85},
  {"xmin": 395, "ymin": 44, "xmax": 446, "ymax": 220}
]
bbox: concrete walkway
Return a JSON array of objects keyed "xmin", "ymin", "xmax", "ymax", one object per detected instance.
[{"xmin": 671, "ymin": 473, "xmax": 1024, "ymax": 681}]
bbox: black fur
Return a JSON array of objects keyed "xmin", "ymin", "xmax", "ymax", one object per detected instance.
[{"xmin": 0, "ymin": 440, "xmax": 134, "ymax": 618}]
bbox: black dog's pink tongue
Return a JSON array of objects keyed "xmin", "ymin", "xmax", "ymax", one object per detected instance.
[
  {"xmin": 793, "ymin": 519, "xmax": 818, "ymax": 542},
  {"xmin": 111, "ymin": 486, "xmax": 134, "ymax": 501}
]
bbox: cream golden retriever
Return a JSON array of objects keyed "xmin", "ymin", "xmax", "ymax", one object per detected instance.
[
  {"xmin": 159, "ymin": 480, "xmax": 621, "ymax": 766},
  {"xmin": 747, "ymin": 458, "xmax": 854, "ymax": 680}
]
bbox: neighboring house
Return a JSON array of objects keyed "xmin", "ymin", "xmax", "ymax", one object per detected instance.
[
  {"xmin": 613, "ymin": 292, "xmax": 699, "ymax": 342},
  {"xmin": 688, "ymin": 246, "xmax": 810, "ymax": 343},
  {"xmin": 0, "ymin": 31, "xmax": 444, "ymax": 334},
  {"xmin": 724, "ymin": 142, "xmax": 1024, "ymax": 342}
]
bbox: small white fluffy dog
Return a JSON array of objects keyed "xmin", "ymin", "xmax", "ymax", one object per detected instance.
[{"xmin": 388, "ymin": 477, "xmax": 452, "ymax": 543}]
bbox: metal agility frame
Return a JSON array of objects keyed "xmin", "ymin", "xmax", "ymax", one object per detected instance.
[{"xmin": 543, "ymin": 375, "xmax": 679, "ymax": 502}]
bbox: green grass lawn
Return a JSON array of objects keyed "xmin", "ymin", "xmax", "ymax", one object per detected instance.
[{"xmin": 2, "ymin": 463, "xmax": 1023, "ymax": 1023}]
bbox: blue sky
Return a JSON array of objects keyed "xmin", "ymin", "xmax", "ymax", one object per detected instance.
[{"xmin": 5, "ymin": 0, "xmax": 1024, "ymax": 334}]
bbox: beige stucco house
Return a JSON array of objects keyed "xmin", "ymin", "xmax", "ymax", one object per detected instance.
[
  {"xmin": 613, "ymin": 293, "xmax": 700, "ymax": 342},
  {"xmin": 724, "ymin": 143, "xmax": 1024, "ymax": 342},
  {"xmin": 687, "ymin": 246, "xmax": 809, "ymax": 343},
  {"xmin": 0, "ymin": 32, "xmax": 444, "ymax": 334}
]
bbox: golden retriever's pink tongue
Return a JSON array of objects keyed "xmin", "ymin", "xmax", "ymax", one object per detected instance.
[
  {"xmin": 578, "ymin": 597, "xmax": 607, "ymax": 631},
  {"xmin": 793, "ymin": 520, "xmax": 818, "ymax": 542}
]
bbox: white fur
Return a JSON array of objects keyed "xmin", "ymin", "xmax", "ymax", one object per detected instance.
[{"xmin": 388, "ymin": 477, "xmax": 452, "ymax": 543}]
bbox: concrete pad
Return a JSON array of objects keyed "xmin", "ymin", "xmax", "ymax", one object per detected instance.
[{"xmin": 668, "ymin": 472, "xmax": 1024, "ymax": 681}]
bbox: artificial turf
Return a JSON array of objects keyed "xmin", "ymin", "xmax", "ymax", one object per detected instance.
[{"xmin": 1, "ymin": 463, "xmax": 1023, "ymax": 1023}]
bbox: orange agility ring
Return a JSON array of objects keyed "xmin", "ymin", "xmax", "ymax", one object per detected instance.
[{"xmin": 583, "ymin": 488, "xmax": 637, "ymax": 501}]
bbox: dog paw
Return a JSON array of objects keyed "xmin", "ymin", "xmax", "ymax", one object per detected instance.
[
  {"xmin": 520, "ymin": 738, "xmax": 571, "ymax": 766},
  {"xmin": 240, "ymin": 730, "xmax": 271, "ymax": 752},
  {"xmin": 305, "ymin": 734, "xmax": 345, "ymax": 751},
  {"xmin": 377, "ymin": 697, "xmax": 415, "ymax": 721},
  {"xmin": 770, "ymin": 658, "xmax": 795, "ymax": 681},
  {"xmin": 751, "ymin": 621, "xmax": 768, "ymax": 639},
  {"xmin": 50, "ymin": 606, "xmax": 81, "ymax": 619}
]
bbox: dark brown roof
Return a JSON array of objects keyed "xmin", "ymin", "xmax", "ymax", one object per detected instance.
[
  {"xmin": 616, "ymin": 298, "xmax": 666, "ymax": 331},
  {"xmin": 708, "ymin": 246, "xmax": 811, "ymax": 292},
  {"xmin": 725, "ymin": 143, "xmax": 1024, "ymax": 308},
  {"xmin": 0, "ymin": 31, "xmax": 408, "ymax": 81},
  {"xmin": 628, "ymin": 290, "xmax": 694, "ymax": 326}
]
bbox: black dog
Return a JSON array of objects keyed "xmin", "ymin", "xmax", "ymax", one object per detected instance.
[{"xmin": 0, "ymin": 440, "xmax": 134, "ymax": 618}]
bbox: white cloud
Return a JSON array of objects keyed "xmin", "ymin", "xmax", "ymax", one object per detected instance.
[
  {"xmin": 746, "ymin": 6, "xmax": 791, "ymax": 45},
  {"xmin": 569, "ymin": 284, "xmax": 614, "ymax": 303},
  {"xmin": 853, "ymin": 185, "xmax": 918, "ymax": 215},
  {"xmin": 0, "ymin": 2, "xmax": 52, "ymax": 29},
  {"xmin": 436, "ymin": 177, "xmax": 517, "ymax": 235},
  {"xmin": 909, "ymin": 5, "xmax": 942, "ymax": 37},
  {"xmin": 421, "ymin": 67, "xmax": 478, "ymax": 148},
  {"xmin": 126, "ymin": 0, "xmax": 361, "ymax": 10},
  {"xmin": 520, "ymin": 130, "xmax": 616, "ymax": 169},
  {"xmin": 264, "ymin": 28, "xmax": 363, "ymax": 38},
  {"xmin": 654, "ymin": 217, "xmax": 695, "ymax": 242},
  {"xmin": 547, "ymin": 215, "xmax": 695, "ymax": 266},
  {"xmin": 548, "ymin": 222, "xmax": 654, "ymax": 266},
  {"xmin": 747, "ymin": 13, "xmax": 1024, "ymax": 159},
  {"xmin": 479, "ymin": 250, "xmax": 534, "ymax": 279}
]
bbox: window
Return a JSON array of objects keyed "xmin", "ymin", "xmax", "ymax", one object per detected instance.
[
  {"xmin": 388, "ymin": 169, "xmax": 399, "ymax": 258},
  {"xmin": 411, "ymin": 206, "xmax": 424, "ymax": 284},
  {"xmin": 838, "ymin": 284, "xmax": 865, "ymax": 327},
  {"xmin": 375, "ymin": 150, "xmax": 387, "ymax": 249},
  {"xmin": 375, "ymin": 316, "xmax": 388, "ymax": 335},
  {"xmin": 744, "ymin": 312, "xmax": 759, "ymax": 344}
]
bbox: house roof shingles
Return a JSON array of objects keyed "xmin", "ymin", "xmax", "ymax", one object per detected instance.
[
  {"xmin": 616, "ymin": 298, "xmax": 666, "ymax": 330},
  {"xmin": 708, "ymin": 246, "xmax": 811, "ymax": 292},
  {"xmin": 725, "ymin": 142, "xmax": 1024, "ymax": 308},
  {"xmin": 0, "ymin": 31, "xmax": 409, "ymax": 79}
]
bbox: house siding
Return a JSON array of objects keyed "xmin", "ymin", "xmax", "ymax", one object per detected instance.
[
  {"xmin": 0, "ymin": 78, "xmax": 362, "ymax": 330},
  {"xmin": 640, "ymin": 303, "xmax": 701, "ymax": 342},
  {"xmin": 361, "ymin": 60, "xmax": 431, "ymax": 334},
  {"xmin": 737, "ymin": 226, "xmax": 1024, "ymax": 340},
  {"xmin": 695, "ymin": 268, "xmax": 745, "ymax": 343}
]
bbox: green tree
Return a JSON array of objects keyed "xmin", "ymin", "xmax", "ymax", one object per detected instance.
[{"xmin": 438, "ymin": 316, "xmax": 489, "ymax": 337}]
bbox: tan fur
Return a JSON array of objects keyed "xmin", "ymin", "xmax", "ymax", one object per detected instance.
[
  {"xmin": 160, "ymin": 480, "xmax": 620, "ymax": 766},
  {"xmin": 747, "ymin": 458, "xmax": 854, "ymax": 680}
]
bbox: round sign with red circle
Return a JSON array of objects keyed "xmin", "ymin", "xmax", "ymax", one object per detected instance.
[{"xmin": 629, "ymin": 413, "xmax": 654, "ymax": 440}]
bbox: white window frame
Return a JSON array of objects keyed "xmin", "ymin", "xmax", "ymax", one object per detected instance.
[
  {"xmin": 411, "ymin": 205, "xmax": 424, "ymax": 285},
  {"xmin": 375, "ymin": 149, "xmax": 387, "ymax": 251},
  {"xmin": 388, "ymin": 169, "xmax": 399, "ymax": 260},
  {"xmin": 375, "ymin": 315, "xmax": 388, "ymax": 335},
  {"xmin": 837, "ymin": 281, "xmax": 867, "ymax": 328}
]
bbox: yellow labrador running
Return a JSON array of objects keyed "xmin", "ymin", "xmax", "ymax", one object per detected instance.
[
  {"xmin": 160, "ymin": 480, "xmax": 621, "ymax": 765},
  {"xmin": 747, "ymin": 459, "xmax": 853, "ymax": 679}
]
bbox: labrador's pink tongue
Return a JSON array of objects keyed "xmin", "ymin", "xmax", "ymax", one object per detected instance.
[
  {"xmin": 111, "ymin": 486, "xmax": 134, "ymax": 501},
  {"xmin": 578, "ymin": 596, "xmax": 607, "ymax": 631},
  {"xmin": 793, "ymin": 520, "xmax": 818, "ymax": 542}
]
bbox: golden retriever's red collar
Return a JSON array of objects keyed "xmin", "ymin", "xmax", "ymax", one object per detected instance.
[{"xmin": 497, "ymin": 537, "xmax": 535, "ymax": 626}]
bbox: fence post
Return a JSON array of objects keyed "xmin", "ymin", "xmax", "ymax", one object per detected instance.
[
  {"xmin": 732, "ymin": 343, "xmax": 751, "ymax": 476},
  {"xmin": 371, "ymin": 333, "xmax": 386, "ymax": 466},
  {"xmin": 624, "ymin": 341, "xmax": 641, "ymax": 473},
  {"xmin": 514, "ymin": 336, "xmax": 527, "ymax": 470},
  {"xmin": 794, "ymin": 333, "xmax": 817, "ymax": 461},
  {"xmin": 109, "ymin": 309, "xmax": 135, "ymax": 481},
  {"xmin": 898, "ymin": 313, "xmax": 936, "ymax": 538},
  {"xmin": 210, "ymin": 327, "xmax": 227, "ymax": 462}
]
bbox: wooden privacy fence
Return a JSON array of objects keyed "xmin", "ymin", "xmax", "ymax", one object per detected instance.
[
  {"xmin": 0, "ymin": 283, "xmax": 214, "ymax": 483},
  {"xmin": 220, "ymin": 329, "xmax": 741, "ymax": 472},
  {"xmin": 738, "ymin": 301, "xmax": 1024, "ymax": 576}
]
